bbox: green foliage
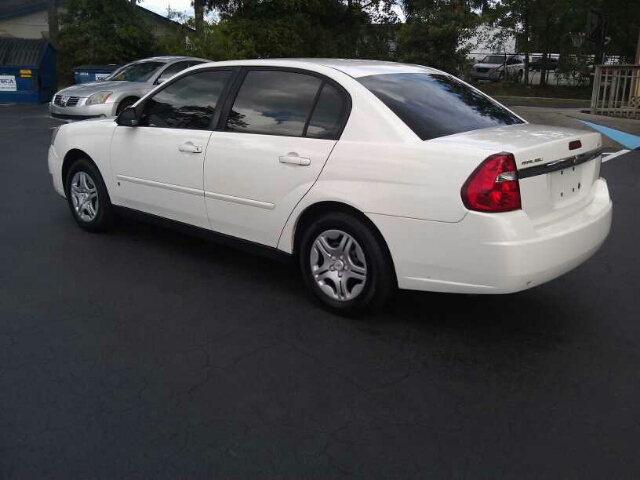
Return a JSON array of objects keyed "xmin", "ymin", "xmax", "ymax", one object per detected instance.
[
  {"xmin": 57, "ymin": 0, "xmax": 155, "ymax": 81},
  {"xmin": 157, "ymin": 0, "xmax": 399, "ymax": 61},
  {"xmin": 395, "ymin": 1, "xmax": 480, "ymax": 74}
]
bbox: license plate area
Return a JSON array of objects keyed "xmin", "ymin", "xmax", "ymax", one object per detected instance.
[{"xmin": 550, "ymin": 163, "xmax": 587, "ymax": 204}]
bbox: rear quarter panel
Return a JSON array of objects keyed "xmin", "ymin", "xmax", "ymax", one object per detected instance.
[{"xmin": 277, "ymin": 140, "xmax": 495, "ymax": 253}]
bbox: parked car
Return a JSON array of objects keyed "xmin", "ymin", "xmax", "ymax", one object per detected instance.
[
  {"xmin": 470, "ymin": 54, "xmax": 525, "ymax": 82},
  {"xmin": 49, "ymin": 56, "xmax": 209, "ymax": 121},
  {"xmin": 48, "ymin": 59, "xmax": 612, "ymax": 314},
  {"xmin": 529, "ymin": 55, "xmax": 559, "ymax": 71}
]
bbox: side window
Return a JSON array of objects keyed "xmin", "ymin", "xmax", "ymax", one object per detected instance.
[
  {"xmin": 156, "ymin": 61, "xmax": 191, "ymax": 84},
  {"xmin": 306, "ymin": 83, "xmax": 345, "ymax": 139},
  {"xmin": 226, "ymin": 70, "xmax": 322, "ymax": 137},
  {"xmin": 141, "ymin": 70, "xmax": 232, "ymax": 130}
]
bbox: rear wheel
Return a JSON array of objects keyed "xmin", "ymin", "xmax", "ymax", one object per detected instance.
[
  {"xmin": 299, "ymin": 212, "xmax": 394, "ymax": 315},
  {"xmin": 65, "ymin": 158, "xmax": 113, "ymax": 232}
]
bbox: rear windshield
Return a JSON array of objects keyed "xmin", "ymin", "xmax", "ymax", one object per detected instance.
[{"xmin": 358, "ymin": 73, "xmax": 523, "ymax": 141}]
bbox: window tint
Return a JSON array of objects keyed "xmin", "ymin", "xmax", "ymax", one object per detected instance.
[
  {"xmin": 306, "ymin": 83, "xmax": 345, "ymax": 139},
  {"xmin": 480, "ymin": 56, "xmax": 506, "ymax": 64},
  {"xmin": 141, "ymin": 70, "xmax": 231, "ymax": 130},
  {"xmin": 156, "ymin": 61, "xmax": 193, "ymax": 83},
  {"xmin": 358, "ymin": 73, "xmax": 523, "ymax": 141},
  {"xmin": 108, "ymin": 61, "xmax": 164, "ymax": 82},
  {"xmin": 226, "ymin": 70, "xmax": 322, "ymax": 137}
]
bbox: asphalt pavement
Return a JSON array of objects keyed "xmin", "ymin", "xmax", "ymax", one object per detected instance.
[{"xmin": 1, "ymin": 104, "xmax": 639, "ymax": 479}]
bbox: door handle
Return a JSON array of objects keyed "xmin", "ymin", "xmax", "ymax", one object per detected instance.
[
  {"xmin": 279, "ymin": 153, "xmax": 311, "ymax": 166},
  {"xmin": 179, "ymin": 142, "xmax": 203, "ymax": 154}
]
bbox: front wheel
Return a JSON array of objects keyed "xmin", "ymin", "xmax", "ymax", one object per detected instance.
[
  {"xmin": 299, "ymin": 212, "xmax": 395, "ymax": 315},
  {"xmin": 65, "ymin": 158, "xmax": 113, "ymax": 232}
]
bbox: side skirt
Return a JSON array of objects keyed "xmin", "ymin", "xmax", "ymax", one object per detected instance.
[{"xmin": 113, "ymin": 206, "xmax": 293, "ymax": 265}]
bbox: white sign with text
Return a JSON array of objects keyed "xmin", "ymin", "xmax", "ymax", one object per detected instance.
[{"xmin": 0, "ymin": 75, "xmax": 17, "ymax": 92}]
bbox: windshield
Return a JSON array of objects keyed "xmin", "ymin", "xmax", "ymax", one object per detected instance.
[
  {"xmin": 106, "ymin": 61, "xmax": 165, "ymax": 82},
  {"xmin": 358, "ymin": 73, "xmax": 523, "ymax": 141},
  {"xmin": 480, "ymin": 55, "xmax": 507, "ymax": 64}
]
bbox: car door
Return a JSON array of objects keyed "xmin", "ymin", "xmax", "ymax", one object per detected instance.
[
  {"xmin": 203, "ymin": 68, "xmax": 350, "ymax": 247},
  {"xmin": 110, "ymin": 69, "xmax": 234, "ymax": 228}
]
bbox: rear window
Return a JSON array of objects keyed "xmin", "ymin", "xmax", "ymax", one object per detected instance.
[{"xmin": 358, "ymin": 73, "xmax": 523, "ymax": 141}]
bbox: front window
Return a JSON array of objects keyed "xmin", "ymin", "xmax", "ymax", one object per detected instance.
[
  {"xmin": 106, "ymin": 61, "xmax": 165, "ymax": 82},
  {"xmin": 140, "ymin": 70, "xmax": 232, "ymax": 130},
  {"xmin": 358, "ymin": 73, "xmax": 523, "ymax": 141}
]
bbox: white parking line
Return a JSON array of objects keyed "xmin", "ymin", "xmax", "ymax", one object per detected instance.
[{"xmin": 602, "ymin": 150, "xmax": 631, "ymax": 163}]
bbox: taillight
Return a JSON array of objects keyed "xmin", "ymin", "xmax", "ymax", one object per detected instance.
[{"xmin": 461, "ymin": 153, "xmax": 521, "ymax": 212}]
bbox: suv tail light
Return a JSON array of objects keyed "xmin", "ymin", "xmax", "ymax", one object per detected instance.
[{"xmin": 461, "ymin": 153, "xmax": 521, "ymax": 212}]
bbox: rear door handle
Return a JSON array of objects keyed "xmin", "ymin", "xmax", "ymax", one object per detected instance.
[
  {"xmin": 279, "ymin": 153, "xmax": 311, "ymax": 166},
  {"xmin": 179, "ymin": 142, "xmax": 203, "ymax": 154}
]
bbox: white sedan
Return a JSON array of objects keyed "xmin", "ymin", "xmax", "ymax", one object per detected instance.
[{"xmin": 48, "ymin": 59, "xmax": 612, "ymax": 314}]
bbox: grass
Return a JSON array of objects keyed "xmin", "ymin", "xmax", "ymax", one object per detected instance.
[{"xmin": 474, "ymin": 82, "xmax": 592, "ymax": 100}]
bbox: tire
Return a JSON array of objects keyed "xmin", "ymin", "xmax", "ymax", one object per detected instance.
[
  {"xmin": 64, "ymin": 158, "xmax": 114, "ymax": 233},
  {"xmin": 299, "ymin": 212, "xmax": 395, "ymax": 315},
  {"xmin": 116, "ymin": 97, "xmax": 138, "ymax": 115}
]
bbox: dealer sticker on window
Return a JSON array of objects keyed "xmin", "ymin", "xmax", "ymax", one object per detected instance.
[{"xmin": 0, "ymin": 75, "xmax": 17, "ymax": 92}]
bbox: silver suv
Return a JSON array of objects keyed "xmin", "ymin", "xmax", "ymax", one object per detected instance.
[
  {"xmin": 50, "ymin": 56, "xmax": 210, "ymax": 121},
  {"xmin": 470, "ymin": 54, "xmax": 525, "ymax": 82}
]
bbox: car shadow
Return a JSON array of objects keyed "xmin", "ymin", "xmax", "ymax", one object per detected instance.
[{"xmin": 111, "ymin": 215, "xmax": 582, "ymax": 343}]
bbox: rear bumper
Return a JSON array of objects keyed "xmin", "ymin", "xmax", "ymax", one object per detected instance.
[{"xmin": 369, "ymin": 178, "xmax": 612, "ymax": 294}]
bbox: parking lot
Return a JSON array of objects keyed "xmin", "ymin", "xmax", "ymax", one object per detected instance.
[{"xmin": 1, "ymin": 103, "xmax": 639, "ymax": 478}]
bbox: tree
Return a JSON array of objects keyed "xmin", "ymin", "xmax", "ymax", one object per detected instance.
[
  {"xmin": 56, "ymin": 0, "xmax": 155, "ymax": 81},
  {"xmin": 48, "ymin": 0, "xmax": 59, "ymax": 45},
  {"xmin": 172, "ymin": 0, "xmax": 398, "ymax": 60},
  {"xmin": 395, "ymin": 0, "xmax": 480, "ymax": 74},
  {"xmin": 194, "ymin": 0, "xmax": 205, "ymax": 37}
]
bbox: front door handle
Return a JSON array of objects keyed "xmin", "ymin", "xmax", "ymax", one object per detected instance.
[
  {"xmin": 179, "ymin": 142, "xmax": 203, "ymax": 154},
  {"xmin": 279, "ymin": 153, "xmax": 311, "ymax": 166}
]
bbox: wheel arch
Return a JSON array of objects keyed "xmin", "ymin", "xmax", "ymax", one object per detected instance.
[
  {"xmin": 291, "ymin": 201, "xmax": 397, "ymax": 286},
  {"xmin": 62, "ymin": 149, "xmax": 102, "ymax": 194}
]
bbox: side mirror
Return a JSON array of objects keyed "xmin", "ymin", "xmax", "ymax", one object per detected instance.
[
  {"xmin": 116, "ymin": 106, "xmax": 138, "ymax": 127},
  {"xmin": 156, "ymin": 76, "xmax": 169, "ymax": 85}
]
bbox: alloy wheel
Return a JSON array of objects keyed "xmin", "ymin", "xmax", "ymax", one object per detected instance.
[
  {"xmin": 310, "ymin": 229, "xmax": 368, "ymax": 302},
  {"xmin": 70, "ymin": 171, "xmax": 99, "ymax": 222}
]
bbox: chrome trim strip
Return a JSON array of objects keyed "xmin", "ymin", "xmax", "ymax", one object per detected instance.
[
  {"xmin": 518, "ymin": 148, "xmax": 602, "ymax": 179},
  {"xmin": 116, "ymin": 175, "xmax": 203, "ymax": 196},
  {"xmin": 204, "ymin": 191, "xmax": 275, "ymax": 210}
]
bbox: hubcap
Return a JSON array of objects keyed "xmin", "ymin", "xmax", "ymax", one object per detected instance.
[
  {"xmin": 70, "ymin": 171, "xmax": 99, "ymax": 222},
  {"xmin": 310, "ymin": 229, "xmax": 368, "ymax": 302}
]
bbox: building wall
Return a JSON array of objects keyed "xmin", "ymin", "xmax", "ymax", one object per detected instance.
[
  {"xmin": 0, "ymin": 8, "xmax": 178, "ymax": 40},
  {"xmin": 0, "ymin": 10, "xmax": 49, "ymax": 39}
]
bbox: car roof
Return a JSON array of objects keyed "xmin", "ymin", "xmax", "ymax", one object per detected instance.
[
  {"xmin": 195, "ymin": 58, "xmax": 442, "ymax": 78},
  {"xmin": 135, "ymin": 56, "xmax": 208, "ymax": 64}
]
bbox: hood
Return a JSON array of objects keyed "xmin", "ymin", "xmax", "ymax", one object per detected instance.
[
  {"xmin": 473, "ymin": 63, "xmax": 501, "ymax": 69},
  {"xmin": 56, "ymin": 81, "xmax": 147, "ymax": 97}
]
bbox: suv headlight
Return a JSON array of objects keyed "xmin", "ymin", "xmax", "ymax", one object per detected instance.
[{"xmin": 86, "ymin": 91, "xmax": 112, "ymax": 105}]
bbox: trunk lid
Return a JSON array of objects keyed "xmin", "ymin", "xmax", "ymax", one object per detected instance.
[{"xmin": 432, "ymin": 124, "xmax": 603, "ymax": 222}]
